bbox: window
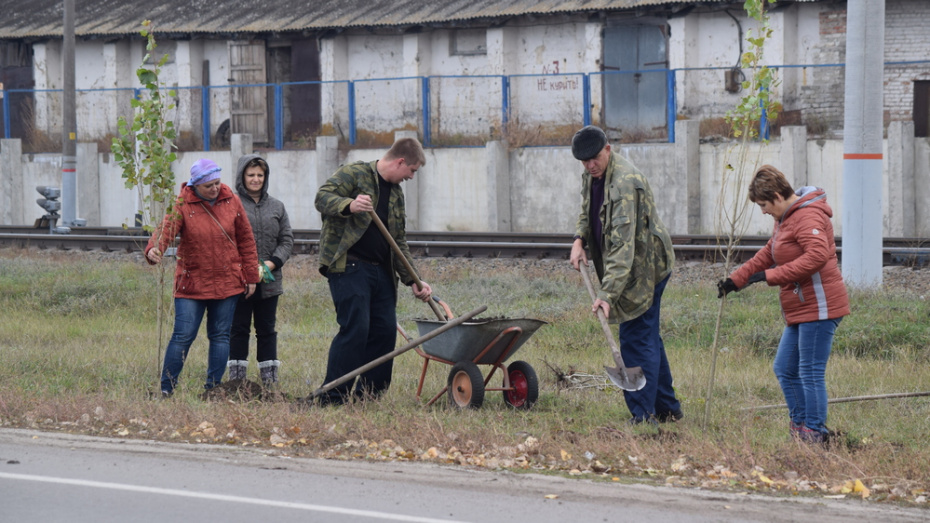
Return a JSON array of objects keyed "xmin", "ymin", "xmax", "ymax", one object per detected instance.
[{"xmin": 450, "ymin": 29, "xmax": 486, "ymax": 56}]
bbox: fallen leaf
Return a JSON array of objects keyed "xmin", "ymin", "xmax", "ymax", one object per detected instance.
[
  {"xmin": 560, "ymin": 449, "xmax": 571, "ymax": 461},
  {"xmin": 544, "ymin": 494, "xmax": 559, "ymax": 499},
  {"xmin": 853, "ymin": 479, "xmax": 870, "ymax": 498}
]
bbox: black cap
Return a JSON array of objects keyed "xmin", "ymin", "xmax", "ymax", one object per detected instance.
[{"xmin": 571, "ymin": 126, "xmax": 608, "ymax": 161}]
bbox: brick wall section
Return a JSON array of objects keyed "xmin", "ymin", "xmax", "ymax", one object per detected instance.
[
  {"xmin": 798, "ymin": 9, "xmax": 846, "ymax": 134},
  {"xmin": 884, "ymin": 0, "xmax": 930, "ymax": 122}
]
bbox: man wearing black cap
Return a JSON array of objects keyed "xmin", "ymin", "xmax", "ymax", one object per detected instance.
[{"xmin": 569, "ymin": 125, "xmax": 683, "ymax": 425}]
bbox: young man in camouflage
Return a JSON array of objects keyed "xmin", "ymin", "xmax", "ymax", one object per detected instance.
[
  {"xmin": 315, "ymin": 137, "xmax": 433, "ymax": 405},
  {"xmin": 568, "ymin": 126, "xmax": 683, "ymax": 425}
]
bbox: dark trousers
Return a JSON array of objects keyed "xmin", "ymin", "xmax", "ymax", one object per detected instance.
[
  {"xmin": 321, "ymin": 260, "xmax": 397, "ymax": 404},
  {"xmin": 618, "ymin": 274, "xmax": 681, "ymax": 421},
  {"xmin": 230, "ymin": 293, "xmax": 279, "ymax": 362}
]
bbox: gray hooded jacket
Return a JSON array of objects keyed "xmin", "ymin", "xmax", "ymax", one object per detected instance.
[{"xmin": 236, "ymin": 154, "xmax": 294, "ymax": 299}]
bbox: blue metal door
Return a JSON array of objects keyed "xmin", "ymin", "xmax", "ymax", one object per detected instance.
[{"xmin": 603, "ymin": 20, "xmax": 668, "ymax": 137}]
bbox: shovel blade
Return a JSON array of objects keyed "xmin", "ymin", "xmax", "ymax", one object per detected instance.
[{"xmin": 604, "ymin": 365, "xmax": 646, "ymax": 391}]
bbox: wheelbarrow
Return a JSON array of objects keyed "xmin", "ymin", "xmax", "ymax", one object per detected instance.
[{"xmin": 398, "ymin": 301, "xmax": 547, "ymax": 410}]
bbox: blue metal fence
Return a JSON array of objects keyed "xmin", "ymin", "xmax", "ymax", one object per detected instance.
[{"xmin": 3, "ymin": 61, "xmax": 929, "ymax": 150}]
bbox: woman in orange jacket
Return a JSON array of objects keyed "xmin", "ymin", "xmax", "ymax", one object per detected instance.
[
  {"xmin": 145, "ymin": 159, "xmax": 260, "ymax": 397},
  {"xmin": 718, "ymin": 165, "xmax": 850, "ymax": 443}
]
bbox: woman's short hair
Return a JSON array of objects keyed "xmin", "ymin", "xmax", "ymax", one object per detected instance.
[
  {"xmin": 748, "ymin": 165, "xmax": 794, "ymax": 203},
  {"xmin": 245, "ymin": 156, "xmax": 269, "ymax": 174}
]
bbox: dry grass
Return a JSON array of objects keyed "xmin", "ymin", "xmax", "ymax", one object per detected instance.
[{"xmin": 1, "ymin": 248, "xmax": 929, "ymax": 506}]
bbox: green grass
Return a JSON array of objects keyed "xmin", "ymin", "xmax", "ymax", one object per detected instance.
[{"xmin": 1, "ymin": 248, "xmax": 929, "ymax": 505}]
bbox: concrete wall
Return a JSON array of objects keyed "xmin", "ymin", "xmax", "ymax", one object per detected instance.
[{"xmin": 4, "ymin": 126, "xmax": 928, "ymax": 240}]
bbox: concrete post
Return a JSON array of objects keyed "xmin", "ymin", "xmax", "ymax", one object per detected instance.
[
  {"xmin": 486, "ymin": 139, "xmax": 512, "ymax": 232},
  {"xmin": 675, "ymin": 120, "xmax": 701, "ymax": 234},
  {"xmin": 314, "ymin": 135, "xmax": 340, "ymax": 229},
  {"xmin": 394, "ymin": 130, "xmax": 420, "ymax": 230},
  {"xmin": 230, "ymin": 133, "xmax": 252, "ymax": 168},
  {"xmin": 779, "ymin": 126, "xmax": 808, "ymax": 188},
  {"xmin": 886, "ymin": 121, "xmax": 915, "ymax": 237},
  {"xmin": 841, "ymin": 0, "xmax": 885, "ymax": 287},
  {"xmin": 915, "ymin": 139, "xmax": 930, "ymax": 238},
  {"xmin": 76, "ymin": 143, "xmax": 99, "ymax": 226},
  {"xmin": 0, "ymin": 139, "xmax": 24, "ymax": 225}
]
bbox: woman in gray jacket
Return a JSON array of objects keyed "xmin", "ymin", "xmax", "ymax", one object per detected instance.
[{"xmin": 228, "ymin": 154, "xmax": 294, "ymax": 387}]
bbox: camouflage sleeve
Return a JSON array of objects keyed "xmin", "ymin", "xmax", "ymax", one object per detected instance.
[
  {"xmin": 315, "ymin": 167, "xmax": 360, "ymax": 216},
  {"xmin": 598, "ymin": 185, "xmax": 637, "ymax": 304}
]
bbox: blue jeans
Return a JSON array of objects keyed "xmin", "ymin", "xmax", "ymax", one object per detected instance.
[
  {"xmin": 160, "ymin": 295, "xmax": 239, "ymax": 394},
  {"xmin": 321, "ymin": 260, "xmax": 397, "ymax": 404},
  {"xmin": 618, "ymin": 274, "xmax": 681, "ymax": 421},
  {"xmin": 773, "ymin": 318, "xmax": 842, "ymax": 433}
]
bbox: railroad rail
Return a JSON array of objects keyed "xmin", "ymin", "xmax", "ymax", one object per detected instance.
[{"xmin": 0, "ymin": 226, "xmax": 928, "ymax": 266}]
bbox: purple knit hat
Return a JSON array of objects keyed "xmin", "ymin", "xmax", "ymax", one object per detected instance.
[{"xmin": 189, "ymin": 159, "xmax": 222, "ymax": 186}]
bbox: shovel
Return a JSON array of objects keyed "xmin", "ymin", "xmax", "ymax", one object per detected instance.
[
  {"xmin": 367, "ymin": 210, "xmax": 446, "ymax": 321},
  {"xmin": 578, "ymin": 263, "xmax": 647, "ymax": 391}
]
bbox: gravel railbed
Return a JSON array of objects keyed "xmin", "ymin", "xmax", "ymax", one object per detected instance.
[{"xmin": 8, "ymin": 247, "xmax": 930, "ymax": 297}]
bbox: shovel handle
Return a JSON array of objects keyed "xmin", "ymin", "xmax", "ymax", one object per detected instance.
[
  {"xmin": 367, "ymin": 211, "xmax": 446, "ymax": 321},
  {"xmin": 578, "ymin": 264, "xmax": 622, "ymax": 356}
]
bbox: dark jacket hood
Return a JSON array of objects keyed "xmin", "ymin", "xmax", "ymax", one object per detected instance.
[{"xmin": 236, "ymin": 154, "xmax": 269, "ymax": 201}]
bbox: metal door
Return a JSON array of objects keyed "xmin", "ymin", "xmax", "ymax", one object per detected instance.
[
  {"xmin": 602, "ymin": 20, "xmax": 668, "ymax": 136},
  {"xmin": 228, "ymin": 40, "xmax": 268, "ymax": 143}
]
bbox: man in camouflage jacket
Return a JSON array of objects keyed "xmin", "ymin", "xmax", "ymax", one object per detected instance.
[
  {"xmin": 314, "ymin": 137, "xmax": 432, "ymax": 405},
  {"xmin": 569, "ymin": 126, "xmax": 682, "ymax": 425}
]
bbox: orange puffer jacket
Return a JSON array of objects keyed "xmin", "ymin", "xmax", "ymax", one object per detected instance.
[
  {"xmin": 145, "ymin": 183, "xmax": 260, "ymax": 300},
  {"xmin": 731, "ymin": 187, "xmax": 850, "ymax": 326}
]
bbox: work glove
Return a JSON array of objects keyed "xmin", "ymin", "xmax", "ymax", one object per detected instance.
[
  {"xmin": 746, "ymin": 271, "xmax": 766, "ymax": 285},
  {"xmin": 258, "ymin": 262, "xmax": 275, "ymax": 283},
  {"xmin": 717, "ymin": 278, "xmax": 738, "ymax": 298}
]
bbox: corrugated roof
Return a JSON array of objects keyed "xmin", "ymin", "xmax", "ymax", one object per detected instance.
[{"xmin": 0, "ymin": 0, "xmax": 746, "ymax": 39}]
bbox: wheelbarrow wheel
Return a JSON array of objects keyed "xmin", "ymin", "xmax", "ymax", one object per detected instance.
[
  {"xmin": 447, "ymin": 361, "xmax": 484, "ymax": 409},
  {"xmin": 503, "ymin": 360, "xmax": 538, "ymax": 409}
]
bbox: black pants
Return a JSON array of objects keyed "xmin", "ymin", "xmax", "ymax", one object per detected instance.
[
  {"xmin": 230, "ymin": 293, "xmax": 279, "ymax": 362},
  {"xmin": 321, "ymin": 260, "xmax": 397, "ymax": 404}
]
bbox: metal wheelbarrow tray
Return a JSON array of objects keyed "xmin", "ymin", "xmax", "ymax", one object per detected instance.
[{"xmin": 412, "ymin": 317, "xmax": 547, "ymax": 410}]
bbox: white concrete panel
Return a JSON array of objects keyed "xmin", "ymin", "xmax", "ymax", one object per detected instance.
[
  {"xmin": 509, "ymin": 146, "xmax": 580, "ymax": 234},
  {"xmin": 416, "ymin": 148, "xmax": 489, "ymax": 231}
]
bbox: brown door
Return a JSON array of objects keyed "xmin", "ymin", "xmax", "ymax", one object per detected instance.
[{"xmin": 228, "ymin": 40, "xmax": 268, "ymax": 143}]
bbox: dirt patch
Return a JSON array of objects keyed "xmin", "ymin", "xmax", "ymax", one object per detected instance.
[{"xmin": 199, "ymin": 379, "xmax": 293, "ymax": 403}]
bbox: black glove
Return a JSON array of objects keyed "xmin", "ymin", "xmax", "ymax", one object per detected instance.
[
  {"xmin": 746, "ymin": 271, "xmax": 767, "ymax": 285},
  {"xmin": 717, "ymin": 278, "xmax": 738, "ymax": 298}
]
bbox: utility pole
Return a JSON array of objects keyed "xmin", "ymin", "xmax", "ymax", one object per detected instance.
[
  {"xmin": 841, "ymin": 0, "xmax": 884, "ymax": 287},
  {"xmin": 61, "ymin": 0, "xmax": 83, "ymax": 229}
]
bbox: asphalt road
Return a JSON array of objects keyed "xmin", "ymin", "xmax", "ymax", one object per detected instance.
[{"xmin": 0, "ymin": 428, "xmax": 926, "ymax": 522}]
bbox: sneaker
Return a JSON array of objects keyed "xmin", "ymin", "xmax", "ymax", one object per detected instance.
[
  {"xmin": 797, "ymin": 426, "xmax": 824, "ymax": 444},
  {"xmin": 160, "ymin": 390, "xmax": 172, "ymax": 400},
  {"xmin": 656, "ymin": 409, "xmax": 684, "ymax": 423},
  {"xmin": 789, "ymin": 420, "xmax": 804, "ymax": 439}
]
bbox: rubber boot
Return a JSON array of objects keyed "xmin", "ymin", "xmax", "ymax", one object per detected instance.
[
  {"xmin": 227, "ymin": 360, "xmax": 249, "ymax": 381},
  {"xmin": 259, "ymin": 360, "xmax": 280, "ymax": 388}
]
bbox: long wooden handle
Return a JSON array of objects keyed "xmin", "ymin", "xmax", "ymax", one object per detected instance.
[
  {"xmin": 578, "ymin": 264, "xmax": 622, "ymax": 356},
  {"xmin": 367, "ymin": 210, "xmax": 446, "ymax": 321}
]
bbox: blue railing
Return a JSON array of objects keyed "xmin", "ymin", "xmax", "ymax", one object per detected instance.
[{"xmin": 3, "ymin": 60, "xmax": 929, "ymax": 150}]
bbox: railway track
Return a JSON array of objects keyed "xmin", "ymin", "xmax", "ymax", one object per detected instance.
[{"xmin": 0, "ymin": 226, "xmax": 928, "ymax": 266}]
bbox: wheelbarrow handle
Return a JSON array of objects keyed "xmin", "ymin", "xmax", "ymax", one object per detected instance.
[
  {"xmin": 310, "ymin": 305, "xmax": 487, "ymax": 398},
  {"xmin": 367, "ymin": 210, "xmax": 446, "ymax": 321}
]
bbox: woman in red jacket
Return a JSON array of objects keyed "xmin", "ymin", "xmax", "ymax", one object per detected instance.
[
  {"xmin": 718, "ymin": 165, "xmax": 850, "ymax": 443},
  {"xmin": 145, "ymin": 159, "xmax": 260, "ymax": 397}
]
